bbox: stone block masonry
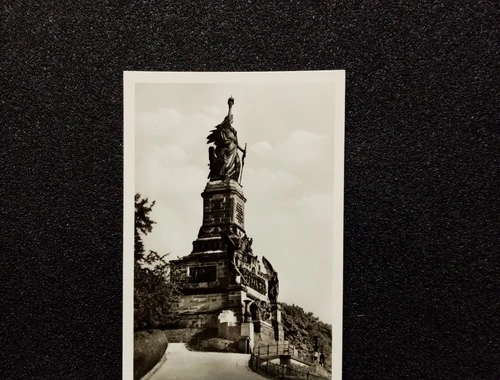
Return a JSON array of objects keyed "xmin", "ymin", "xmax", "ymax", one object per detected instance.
[
  {"xmin": 197, "ymin": 180, "xmax": 246, "ymax": 239},
  {"xmin": 169, "ymin": 178, "xmax": 284, "ymax": 352}
]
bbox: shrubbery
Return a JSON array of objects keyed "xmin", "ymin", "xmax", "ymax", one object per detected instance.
[
  {"xmin": 287, "ymin": 363, "xmax": 331, "ymax": 378},
  {"xmin": 280, "ymin": 303, "xmax": 333, "ymax": 372},
  {"xmin": 163, "ymin": 328, "xmax": 203, "ymax": 343},
  {"xmin": 134, "ymin": 194, "xmax": 180, "ymax": 330},
  {"xmin": 187, "ymin": 327, "xmax": 238, "ymax": 352},
  {"xmin": 134, "ymin": 330, "xmax": 168, "ymax": 380},
  {"xmin": 198, "ymin": 338, "xmax": 238, "ymax": 352}
]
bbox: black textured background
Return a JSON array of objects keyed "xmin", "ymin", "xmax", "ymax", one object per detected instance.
[{"xmin": 2, "ymin": 1, "xmax": 499, "ymax": 379}]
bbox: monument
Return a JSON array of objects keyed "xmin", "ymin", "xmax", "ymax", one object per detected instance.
[{"xmin": 170, "ymin": 97, "xmax": 284, "ymax": 352}]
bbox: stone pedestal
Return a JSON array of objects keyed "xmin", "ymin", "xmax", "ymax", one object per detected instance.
[
  {"xmin": 253, "ymin": 320, "xmax": 276, "ymax": 346},
  {"xmin": 238, "ymin": 321, "xmax": 254, "ymax": 353},
  {"xmin": 169, "ymin": 180, "xmax": 248, "ymax": 328},
  {"xmin": 195, "ymin": 180, "xmax": 247, "ymax": 245},
  {"xmin": 240, "ymin": 321, "xmax": 254, "ymax": 337},
  {"xmin": 272, "ymin": 303, "xmax": 285, "ymax": 342},
  {"xmin": 169, "ymin": 179, "xmax": 280, "ymax": 351},
  {"xmin": 273, "ymin": 321, "xmax": 285, "ymax": 342},
  {"xmin": 217, "ymin": 310, "xmax": 240, "ymax": 340}
]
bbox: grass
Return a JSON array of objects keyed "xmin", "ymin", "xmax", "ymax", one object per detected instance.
[{"xmin": 134, "ymin": 330, "xmax": 168, "ymax": 380}]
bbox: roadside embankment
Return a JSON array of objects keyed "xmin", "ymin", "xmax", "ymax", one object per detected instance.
[{"xmin": 134, "ymin": 330, "xmax": 168, "ymax": 380}]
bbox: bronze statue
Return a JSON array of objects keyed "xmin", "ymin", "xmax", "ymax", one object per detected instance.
[
  {"xmin": 269, "ymin": 272, "xmax": 279, "ymax": 303},
  {"xmin": 262, "ymin": 257, "xmax": 279, "ymax": 303},
  {"xmin": 207, "ymin": 97, "xmax": 247, "ymax": 182}
]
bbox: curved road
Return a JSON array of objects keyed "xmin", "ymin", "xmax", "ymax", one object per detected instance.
[{"xmin": 148, "ymin": 343, "xmax": 265, "ymax": 380}]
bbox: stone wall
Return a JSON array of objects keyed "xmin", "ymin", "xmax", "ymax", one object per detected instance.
[
  {"xmin": 217, "ymin": 310, "xmax": 240, "ymax": 340},
  {"xmin": 253, "ymin": 320, "xmax": 276, "ymax": 346},
  {"xmin": 179, "ymin": 313, "xmax": 219, "ymax": 329},
  {"xmin": 168, "ymin": 179, "xmax": 284, "ymax": 352},
  {"xmin": 177, "ymin": 292, "xmax": 228, "ymax": 314},
  {"xmin": 170, "ymin": 253, "xmax": 233, "ymax": 289},
  {"xmin": 201, "ymin": 180, "xmax": 246, "ymax": 231}
]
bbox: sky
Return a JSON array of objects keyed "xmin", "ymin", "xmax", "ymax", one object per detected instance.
[{"xmin": 134, "ymin": 81, "xmax": 338, "ymax": 324}]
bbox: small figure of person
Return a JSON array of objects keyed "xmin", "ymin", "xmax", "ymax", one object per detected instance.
[
  {"xmin": 320, "ymin": 352, "xmax": 325, "ymax": 367},
  {"xmin": 313, "ymin": 351, "xmax": 318, "ymax": 363}
]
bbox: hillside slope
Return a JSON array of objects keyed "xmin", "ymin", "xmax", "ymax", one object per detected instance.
[{"xmin": 280, "ymin": 302, "xmax": 332, "ymax": 369}]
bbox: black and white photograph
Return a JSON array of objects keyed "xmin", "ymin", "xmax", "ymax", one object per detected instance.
[
  {"xmin": 124, "ymin": 71, "xmax": 345, "ymax": 380},
  {"xmin": 4, "ymin": 2, "xmax": 499, "ymax": 380}
]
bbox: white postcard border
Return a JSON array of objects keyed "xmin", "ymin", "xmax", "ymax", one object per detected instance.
[{"xmin": 124, "ymin": 71, "xmax": 345, "ymax": 380}]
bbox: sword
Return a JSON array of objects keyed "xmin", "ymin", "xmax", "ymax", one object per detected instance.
[{"xmin": 239, "ymin": 143, "xmax": 247, "ymax": 184}]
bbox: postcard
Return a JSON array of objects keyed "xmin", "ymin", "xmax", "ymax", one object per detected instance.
[{"xmin": 124, "ymin": 71, "xmax": 345, "ymax": 380}]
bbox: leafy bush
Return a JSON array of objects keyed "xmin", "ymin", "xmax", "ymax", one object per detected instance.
[
  {"xmin": 280, "ymin": 303, "xmax": 332, "ymax": 372},
  {"xmin": 134, "ymin": 194, "xmax": 180, "ymax": 330},
  {"xmin": 134, "ymin": 330, "xmax": 168, "ymax": 380},
  {"xmin": 286, "ymin": 363, "xmax": 330, "ymax": 379},
  {"xmin": 200, "ymin": 338, "xmax": 238, "ymax": 352},
  {"xmin": 309, "ymin": 364, "xmax": 331, "ymax": 378},
  {"xmin": 187, "ymin": 328, "xmax": 238, "ymax": 352},
  {"xmin": 134, "ymin": 253, "xmax": 180, "ymax": 330}
]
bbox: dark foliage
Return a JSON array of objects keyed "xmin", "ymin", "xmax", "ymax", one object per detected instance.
[
  {"xmin": 135, "ymin": 193, "xmax": 156, "ymax": 262},
  {"xmin": 187, "ymin": 327, "xmax": 238, "ymax": 352},
  {"xmin": 280, "ymin": 303, "xmax": 333, "ymax": 371},
  {"xmin": 133, "ymin": 330, "xmax": 168, "ymax": 380},
  {"xmin": 163, "ymin": 328, "xmax": 203, "ymax": 343},
  {"xmin": 134, "ymin": 194, "xmax": 180, "ymax": 330}
]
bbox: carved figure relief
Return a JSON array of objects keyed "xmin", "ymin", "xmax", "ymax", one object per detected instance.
[
  {"xmin": 221, "ymin": 232, "xmax": 247, "ymax": 285},
  {"xmin": 262, "ymin": 256, "xmax": 279, "ymax": 303},
  {"xmin": 259, "ymin": 300, "xmax": 272, "ymax": 322},
  {"xmin": 238, "ymin": 234, "xmax": 253, "ymax": 255},
  {"xmin": 249, "ymin": 300, "xmax": 273, "ymax": 322}
]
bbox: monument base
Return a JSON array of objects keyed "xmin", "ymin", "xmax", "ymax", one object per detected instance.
[
  {"xmin": 169, "ymin": 175, "xmax": 284, "ymax": 354},
  {"xmin": 253, "ymin": 320, "xmax": 276, "ymax": 346}
]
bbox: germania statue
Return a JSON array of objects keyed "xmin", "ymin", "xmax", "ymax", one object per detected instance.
[{"xmin": 207, "ymin": 96, "xmax": 247, "ymax": 182}]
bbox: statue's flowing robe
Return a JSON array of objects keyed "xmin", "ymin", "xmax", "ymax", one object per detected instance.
[{"xmin": 207, "ymin": 119, "xmax": 241, "ymax": 180}]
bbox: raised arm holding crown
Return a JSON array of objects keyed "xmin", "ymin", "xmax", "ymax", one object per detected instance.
[{"xmin": 207, "ymin": 96, "xmax": 246, "ymax": 182}]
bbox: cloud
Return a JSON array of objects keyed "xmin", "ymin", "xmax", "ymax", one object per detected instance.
[
  {"xmin": 136, "ymin": 108, "xmax": 185, "ymax": 130},
  {"xmin": 136, "ymin": 160, "xmax": 207, "ymax": 257},
  {"xmin": 244, "ymin": 167, "xmax": 300, "ymax": 199},
  {"xmin": 279, "ymin": 130, "xmax": 330, "ymax": 166},
  {"xmin": 203, "ymin": 106, "xmax": 222, "ymax": 117},
  {"xmin": 294, "ymin": 193, "xmax": 334, "ymax": 223},
  {"xmin": 249, "ymin": 130, "xmax": 330, "ymax": 167},
  {"xmin": 163, "ymin": 145, "xmax": 187, "ymax": 162},
  {"xmin": 135, "ymin": 108, "xmax": 185, "ymax": 150},
  {"xmin": 249, "ymin": 141, "xmax": 273, "ymax": 157}
]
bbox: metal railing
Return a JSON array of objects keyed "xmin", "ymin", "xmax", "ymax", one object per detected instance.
[
  {"xmin": 255, "ymin": 342, "xmax": 294, "ymax": 358},
  {"xmin": 249, "ymin": 343, "xmax": 330, "ymax": 380}
]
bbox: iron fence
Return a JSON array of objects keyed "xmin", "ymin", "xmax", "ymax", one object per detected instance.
[{"xmin": 250, "ymin": 343, "xmax": 330, "ymax": 380}]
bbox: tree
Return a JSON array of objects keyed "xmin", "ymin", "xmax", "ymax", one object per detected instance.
[
  {"xmin": 134, "ymin": 193, "xmax": 180, "ymax": 330},
  {"xmin": 135, "ymin": 193, "xmax": 156, "ymax": 262},
  {"xmin": 280, "ymin": 302, "xmax": 333, "ymax": 372}
]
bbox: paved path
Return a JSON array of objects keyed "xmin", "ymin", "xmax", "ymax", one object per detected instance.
[{"xmin": 148, "ymin": 343, "xmax": 265, "ymax": 380}]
